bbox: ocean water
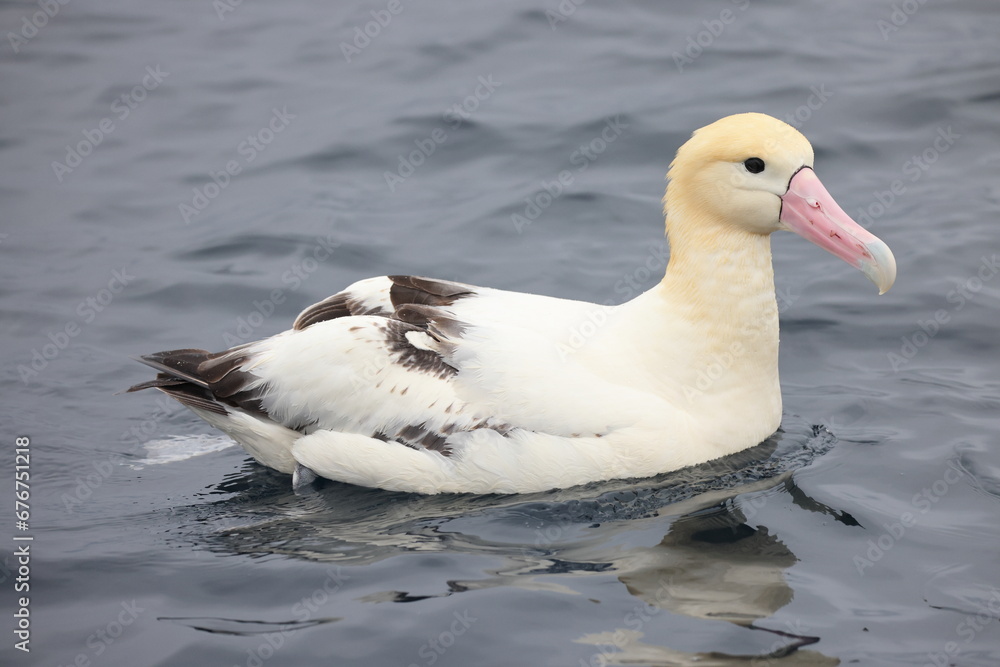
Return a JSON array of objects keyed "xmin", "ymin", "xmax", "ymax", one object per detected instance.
[{"xmin": 2, "ymin": 0, "xmax": 1000, "ymax": 665}]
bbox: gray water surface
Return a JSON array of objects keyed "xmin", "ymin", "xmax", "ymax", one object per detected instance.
[{"xmin": 2, "ymin": 1, "xmax": 1000, "ymax": 665}]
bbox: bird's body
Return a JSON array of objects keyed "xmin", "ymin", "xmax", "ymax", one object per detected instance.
[{"xmin": 129, "ymin": 113, "xmax": 895, "ymax": 494}]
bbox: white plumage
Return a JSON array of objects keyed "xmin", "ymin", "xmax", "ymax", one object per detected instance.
[{"xmin": 130, "ymin": 113, "xmax": 895, "ymax": 494}]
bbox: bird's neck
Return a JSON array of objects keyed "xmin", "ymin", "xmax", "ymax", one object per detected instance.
[
  {"xmin": 660, "ymin": 208, "xmax": 779, "ymax": 332},
  {"xmin": 638, "ymin": 204, "xmax": 782, "ymax": 398}
]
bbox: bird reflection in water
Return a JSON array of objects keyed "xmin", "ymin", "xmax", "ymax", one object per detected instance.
[{"xmin": 173, "ymin": 419, "xmax": 853, "ymax": 664}]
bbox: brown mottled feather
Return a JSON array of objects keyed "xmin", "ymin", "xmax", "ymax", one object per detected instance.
[
  {"xmin": 393, "ymin": 303, "xmax": 466, "ymax": 338},
  {"xmin": 380, "ymin": 320, "xmax": 459, "ymax": 379},
  {"xmin": 129, "ymin": 275, "xmax": 496, "ymax": 457},
  {"xmin": 292, "ymin": 275, "xmax": 474, "ymax": 332},
  {"xmin": 388, "ymin": 275, "xmax": 475, "ymax": 308},
  {"xmin": 293, "ymin": 292, "xmax": 389, "ymax": 331},
  {"xmin": 128, "ymin": 348, "xmax": 266, "ymax": 418}
]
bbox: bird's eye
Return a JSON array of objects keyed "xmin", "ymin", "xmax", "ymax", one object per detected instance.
[{"xmin": 743, "ymin": 157, "xmax": 765, "ymax": 174}]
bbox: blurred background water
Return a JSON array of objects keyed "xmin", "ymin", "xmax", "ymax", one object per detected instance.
[{"xmin": 2, "ymin": 0, "xmax": 1000, "ymax": 665}]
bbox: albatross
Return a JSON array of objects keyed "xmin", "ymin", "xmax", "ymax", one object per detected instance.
[{"xmin": 129, "ymin": 113, "xmax": 895, "ymax": 494}]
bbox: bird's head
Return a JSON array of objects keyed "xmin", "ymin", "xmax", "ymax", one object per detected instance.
[{"xmin": 665, "ymin": 112, "xmax": 896, "ymax": 294}]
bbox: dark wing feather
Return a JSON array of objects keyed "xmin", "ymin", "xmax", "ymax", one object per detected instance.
[
  {"xmin": 393, "ymin": 303, "xmax": 466, "ymax": 339},
  {"xmin": 293, "ymin": 291, "xmax": 391, "ymax": 331},
  {"xmin": 127, "ymin": 347, "xmax": 267, "ymax": 418},
  {"xmin": 379, "ymin": 319, "xmax": 459, "ymax": 380},
  {"xmin": 294, "ymin": 275, "xmax": 476, "ymax": 331},
  {"xmin": 388, "ymin": 275, "xmax": 475, "ymax": 308},
  {"xmin": 126, "ymin": 376, "xmax": 229, "ymax": 416},
  {"xmin": 130, "ymin": 275, "xmax": 487, "ymax": 455}
]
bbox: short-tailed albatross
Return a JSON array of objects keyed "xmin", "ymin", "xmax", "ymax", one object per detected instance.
[{"xmin": 129, "ymin": 113, "xmax": 896, "ymax": 494}]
